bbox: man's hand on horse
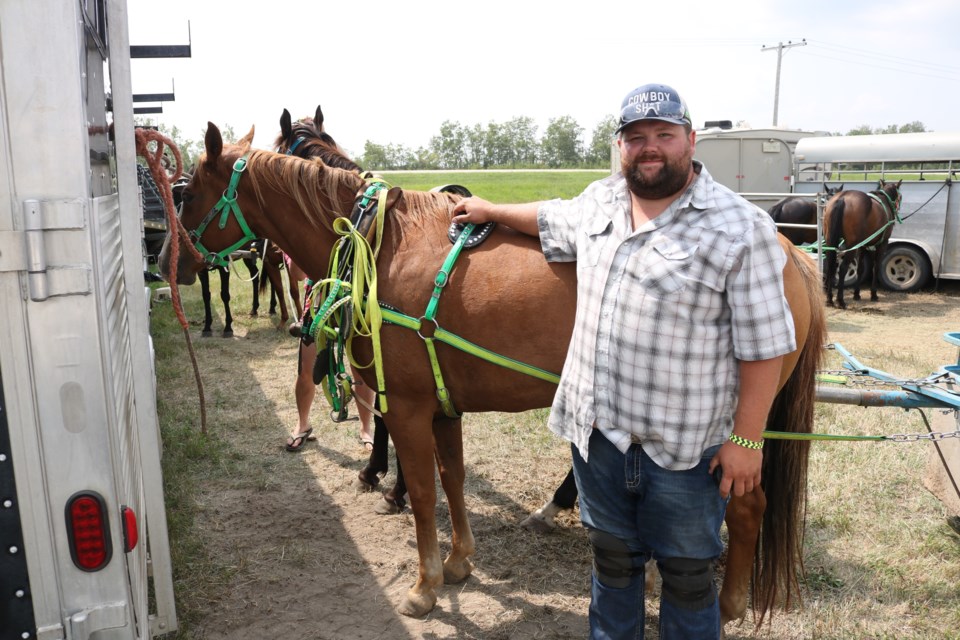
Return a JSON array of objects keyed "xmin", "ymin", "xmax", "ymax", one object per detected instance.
[{"xmin": 451, "ymin": 196, "xmax": 496, "ymax": 225}]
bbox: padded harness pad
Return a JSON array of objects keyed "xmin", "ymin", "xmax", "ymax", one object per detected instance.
[
  {"xmin": 430, "ymin": 183, "xmax": 498, "ymax": 248},
  {"xmin": 448, "ymin": 220, "xmax": 496, "ymax": 247}
]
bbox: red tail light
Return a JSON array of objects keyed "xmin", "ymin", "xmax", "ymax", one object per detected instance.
[
  {"xmin": 66, "ymin": 492, "xmax": 113, "ymax": 571},
  {"xmin": 121, "ymin": 505, "xmax": 138, "ymax": 552}
]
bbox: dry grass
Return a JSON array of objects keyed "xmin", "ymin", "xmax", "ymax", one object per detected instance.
[{"xmin": 151, "ymin": 276, "xmax": 960, "ymax": 639}]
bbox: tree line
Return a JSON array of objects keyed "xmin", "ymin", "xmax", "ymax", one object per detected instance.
[
  {"xmin": 356, "ymin": 115, "xmax": 619, "ymax": 170},
  {"xmin": 138, "ymin": 117, "xmax": 927, "ymax": 174}
]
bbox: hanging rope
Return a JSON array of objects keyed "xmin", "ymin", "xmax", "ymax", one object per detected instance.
[{"xmin": 134, "ymin": 127, "xmax": 207, "ymax": 434}]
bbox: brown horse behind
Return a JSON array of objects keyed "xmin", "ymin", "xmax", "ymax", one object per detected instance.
[
  {"xmin": 159, "ymin": 124, "xmax": 825, "ymax": 629},
  {"xmin": 823, "ymin": 180, "xmax": 902, "ymax": 308}
]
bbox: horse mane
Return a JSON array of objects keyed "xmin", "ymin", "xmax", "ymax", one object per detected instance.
[
  {"xmin": 272, "ymin": 117, "xmax": 362, "ymax": 172},
  {"xmin": 243, "ymin": 149, "xmax": 460, "ymax": 240}
]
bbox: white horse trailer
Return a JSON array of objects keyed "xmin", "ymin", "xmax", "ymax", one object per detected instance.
[
  {"xmin": 794, "ymin": 132, "xmax": 960, "ymax": 291},
  {"xmin": 0, "ymin": 1, "xmax": 177, "ymax": 638}
]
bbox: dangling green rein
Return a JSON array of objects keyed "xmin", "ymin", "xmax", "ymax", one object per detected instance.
[{"xmin": 304, "ymin": 177, "xmax": 391, "ymax": 414}]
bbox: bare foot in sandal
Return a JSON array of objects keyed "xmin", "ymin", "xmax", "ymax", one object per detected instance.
[{"xmin": 285, "ymin": 427, "xmax": 314, "ymax": 452}]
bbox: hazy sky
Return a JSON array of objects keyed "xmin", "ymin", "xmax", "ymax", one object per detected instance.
[{"xmin": 126, "ymin": 0, "xmax": 960, "ymax": 158}]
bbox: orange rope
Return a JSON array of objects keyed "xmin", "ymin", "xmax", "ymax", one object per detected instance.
[{"xmin": 134, "ymin": 127, "xmax": 207, "ymax": 433}]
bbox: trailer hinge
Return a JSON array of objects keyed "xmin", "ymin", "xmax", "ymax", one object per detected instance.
[
  {"xmin": 35, "ymin": 623, "xmax": 66, "ymax": 640},
  {"xmin": 68, "ymin": 601, "xmax": 128, "ymax": 640},
  {"xmin": 0, "ymin": 199, "xmax": 91, "ymax": 299}
]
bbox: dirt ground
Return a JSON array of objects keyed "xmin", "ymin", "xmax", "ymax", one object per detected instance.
[{"xmin": 162, "ymin": 279, "xmax": 960, "ymax": 640}]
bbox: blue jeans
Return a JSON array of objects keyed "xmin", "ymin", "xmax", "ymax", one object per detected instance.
[{"xmin": 572, "ymin": 429, "xmax": 727, "ymax": 640}]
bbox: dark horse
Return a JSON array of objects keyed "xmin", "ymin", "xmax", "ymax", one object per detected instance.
[
  {"xmin": 823, "ymin": 180, "xmax": 902, "ymax": 309},
  {"xmin": 768, "ymin": 184, "xmax": 842, "ymax": 245},
  {"xmin": 273, "ymin": 105, "xmax": 407, "ymax": 514},
  {"xmin": 159, "ymin": 123, "xmax": 825, "ymax": 628}
]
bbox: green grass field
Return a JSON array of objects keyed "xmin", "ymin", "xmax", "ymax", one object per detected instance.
[{"xmin": 378, "ymin": 170, "xmax": 610, "ymax": 202}]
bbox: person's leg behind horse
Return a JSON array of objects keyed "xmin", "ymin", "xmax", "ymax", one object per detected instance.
[
  {"xmin": 351, "ymin": 364, "xmax": 375, "ymax": 452},
  {"xmin": 573, "ymin": 429, "xmax": 726, "ymax": 640},
  {"xmin": 286, "ymin": 338, "xmax": 316, "ymax": 451}
]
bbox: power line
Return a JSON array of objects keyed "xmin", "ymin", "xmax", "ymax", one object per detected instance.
[{"xmin": 807, "ymin": 39, "xmax": 960, "ymax": 75}]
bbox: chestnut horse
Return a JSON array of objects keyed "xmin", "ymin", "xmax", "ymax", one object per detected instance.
[
  {"xmin": 823, "ymin": 180, "xmax": 902, "ymax": 309},
  {"xmin": 159, "ymin": 123, "xmax": 825, "ymax": 628}
]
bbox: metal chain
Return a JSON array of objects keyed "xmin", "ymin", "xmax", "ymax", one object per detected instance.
[{"xmin": 886, "ymin": 430, "xmax": 960, "ymax": 442}]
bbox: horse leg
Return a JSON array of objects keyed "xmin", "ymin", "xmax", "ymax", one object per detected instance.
[
  {"xmin": 374, "ymin": 441, "xmax": 409, "ymax": 515},
  {"xmin": 835, "ymin": 253, "xmax": 851, "ymax": 309},
  {"xmin": 432, "ymin": 415, "xmax": 475, "ymax": 586},
  {"xmin": 869, "ymin": 246, "xmax": 883, "ymax": 301},
  {"xmin": 383, "ymin": 401, "xmax": 445, "ymax": 617},
  {"xmin": 288, "ymin": 269, "xmax": 303, "ymax": 319},
  {"xmin": 852, "ymin": 250, "xmax": 865, "ymax": 301},
  {"xmin": 267, "ymin": 263, "xmax": 289, "ymax": 326},
  {"xmin": 520, "ymin": 466, "xmax": 578, "ymax": 533},
  {"xmin": 198, "ymin": 268, "xmax": 214, "ymax": 337},
  {"xmin": 219, "ymin": 267, "xmax": 233, "ymax": 337},
  {"xmin": 358, "ymin": 415, "xmax": 388, "ymax": 490},
  {"xmin": 719, "ymin": 489, "xmax": 766, "ymax": 628},
  {"xmin": 245, "ymin": 257, "xmax": 260, "ymax": 316}
]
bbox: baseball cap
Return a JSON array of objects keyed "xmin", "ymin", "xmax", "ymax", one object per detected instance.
[{"xmin": 615, "ymin": 83, "xmax": 692, "ymax": 133}]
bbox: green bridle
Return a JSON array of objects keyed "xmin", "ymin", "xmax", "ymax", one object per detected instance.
[{"xmin": 187, "ymin": 153, "xmax": 258, "ymax": 268}]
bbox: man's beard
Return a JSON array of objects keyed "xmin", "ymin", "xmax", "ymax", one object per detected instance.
[{"xmin": 623, "ymin": 151, "xmax": 692, "ymax": 200}]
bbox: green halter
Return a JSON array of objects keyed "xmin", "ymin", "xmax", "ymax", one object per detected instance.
[{"xmin": 189, "ymin": 154, "xmax": 258, "ymax": 268}]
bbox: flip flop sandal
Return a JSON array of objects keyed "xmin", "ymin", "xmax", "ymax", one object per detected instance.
[
  {"xmin": 359, "ymin": 437, "xmax": 374, "ymax": 452},
  {"xmin": 285, "ymin": 428, "xmax": 314, "ymax": 452}
]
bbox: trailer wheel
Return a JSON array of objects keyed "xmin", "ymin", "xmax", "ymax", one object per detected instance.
[{"xmin": 880, "ymin": 245, "xmax": 931, "ymax": 292}]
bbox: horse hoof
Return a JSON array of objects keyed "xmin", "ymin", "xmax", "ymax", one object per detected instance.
[
  {"xmin": 519, "ymin": 513, "xmax": 556, "ymax": 534},
  {"xmin": 222, "ymin": 330, "xmax": 234, "ymax": 338},
  {"xmin": 374, "ymin": 497, "xmax": 402, "ymax": 515},
  {"xmin": 249, "ymin": 310, "xmax": 258, "ymax": 317},
  {"xmin": 201, "ymin": 330, "xmax": 213, "ymax": 338},
  {"xmin": 398, "ymin": 590, "xmax": 436, "ymax": 618},
  {"xmin": 443, "ymin": 557, "xmax": 474, "ymax": 584},
  {"xmin": 356, "ymin": 473, "xmax": 379, "ymax": 492}
]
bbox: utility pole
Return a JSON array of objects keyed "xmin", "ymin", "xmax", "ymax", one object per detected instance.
[{"xmin": 761, "ymin": 39, "xmax": 806, "ymax": 126}]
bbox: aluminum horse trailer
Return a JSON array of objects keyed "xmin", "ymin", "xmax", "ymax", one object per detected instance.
[{"xmin": 0, "ymin": 0, "xmax": 177, "ymax": 638}]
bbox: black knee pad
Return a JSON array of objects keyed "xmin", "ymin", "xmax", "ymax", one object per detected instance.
[
  {"xmin": 658, "ymin": 556, "xmax": 717, "ymax": 611},
  {"xmin": 588, "ymin": 529, "xmax": 644, "ymax": 589}
]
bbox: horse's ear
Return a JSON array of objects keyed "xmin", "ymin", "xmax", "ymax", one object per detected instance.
[
  {"xmin": 839, "ymin": 183, "xmax": 844, "ymax": 191},
  {"xmin": 239, "ymin": 126, "xmax": 255, "ymax": 147},
  {"xmin": 280, "ymin": 108, "xmax": 292, "ymax": 139},
  {"xmin": 203, "ymin": 122, "xmax": 223, "ymax": 168},
  {"xmin": 314, "ymin": 105, "xmax": 325, "ymax": 131}
]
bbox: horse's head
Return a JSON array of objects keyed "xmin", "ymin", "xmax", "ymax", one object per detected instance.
[
  {"xmin": 158, "ymin": 123, "xmax": 259, "ymax": 285},
  {"xmin": 274, "ymin": 105, "xmax": 361, "ymax": 171},
  {"xmin": 878, "ymin": 179, "xmax": 903, "ymax": 211},
  {"xmin": 824, "ymin": 183, "xmax": 844, "ymax": 196}
]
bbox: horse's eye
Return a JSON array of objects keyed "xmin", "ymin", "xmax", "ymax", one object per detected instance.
[{"xmin": 181, "ymin": 191, "xmax": 194, "ymax": 205}]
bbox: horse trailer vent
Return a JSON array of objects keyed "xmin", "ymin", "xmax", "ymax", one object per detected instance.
[{"xmin": 65, "ymin": 491, "xmax": 113, "ymax": 571}]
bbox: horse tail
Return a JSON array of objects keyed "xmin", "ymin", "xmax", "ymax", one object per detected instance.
[
  {"xmin": 824, "ymin": 195, "xmax": 846, "ymax": 279},
  {"xmin": 258, "ymin": 260, "xmax": 269, "ymax": 295},
  {"xmin": 752, "ymin": 247, "xmax": 826, "ymax": 625}
]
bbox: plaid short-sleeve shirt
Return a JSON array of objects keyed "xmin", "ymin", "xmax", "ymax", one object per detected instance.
[{"xmin": 538, "ymin": 162, "xmax": 796, "ymax": 470}]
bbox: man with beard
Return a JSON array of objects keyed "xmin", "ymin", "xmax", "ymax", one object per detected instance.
[{"xmin": 451, "ymin": 83, "xmax": 795, "ymax": 639}]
